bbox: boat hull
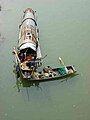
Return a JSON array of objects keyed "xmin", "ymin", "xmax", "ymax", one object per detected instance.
[{"xmin": 17, "ymin": 65, "xmax": 77, "ymax": 82}]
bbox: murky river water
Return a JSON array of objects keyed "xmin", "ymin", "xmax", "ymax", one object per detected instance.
[{"xmin": 0, "ymin": 0, "xmax": 90, "ymax": 120}]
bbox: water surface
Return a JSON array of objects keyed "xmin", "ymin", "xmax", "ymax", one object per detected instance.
[{"xmin": 0, "ymin": 0, "xmax": 90, "ymax": 120}]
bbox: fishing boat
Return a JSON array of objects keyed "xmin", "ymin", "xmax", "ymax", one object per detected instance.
[
  {"xmin": 20, "ymin": 57, "xmax": 77, "ymax": 81},
  {"xmin": 13, "ymin": 8, "xmax": 77, "ymax": 81},
  {"xmin": 20, "ymin": 64, "xmax": 77, "ymax": 82},
  {"xmin": 13, "ymin": 8, "xmax": 42, "ymax": 79}
]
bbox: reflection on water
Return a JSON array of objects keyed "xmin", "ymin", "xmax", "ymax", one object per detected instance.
[
  {"xmin": 13, "ymin": 65, "xmax": 42, "ymax": 92},
  {"xmin": 14, "ymin": 77, "xmax": 43, "ymax": 92}
]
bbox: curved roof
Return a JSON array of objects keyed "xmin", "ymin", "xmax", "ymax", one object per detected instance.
[{"xmin": 19, "ymin": 42, "xmax": 36, "ymax": 51}]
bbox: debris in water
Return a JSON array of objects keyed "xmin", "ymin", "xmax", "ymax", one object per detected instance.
[
  {"xmin": 72, "ymin": 104, "xmax": 79, "ymax": 109},
  {"xmin": 0, "ymin": 5, "xmax": 1, "ymax": 11},
  {"xmin": 73, "ymin": 104, "xmax": 76, "ymax": 108}
]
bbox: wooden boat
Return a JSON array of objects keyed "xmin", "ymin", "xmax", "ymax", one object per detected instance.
[
  {"xmin": 15, "ymin": 65, "xmax": 77, "ymax": 91},
  {"xmin": 13, "ymin": 8, "xmax": 42, "ymax": 79},
  {"xmin": 13, "ymin": 8, "xmax": 77, "ymax": 81},
  {"xmin": 19, "ymin": 65, "xmax": 77, "ymax": 81},
  {"xmin": 14, "ymin": 57, "xmax": 77, "ymax": 81}
]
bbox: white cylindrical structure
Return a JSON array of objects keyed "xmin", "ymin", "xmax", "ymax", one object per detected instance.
[{"xmin": 18, "ymin": 8, "xmax": 37, "ymax": 52}]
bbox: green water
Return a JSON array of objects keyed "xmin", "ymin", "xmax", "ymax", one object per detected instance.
[{"xmin": 0, "ymin": 0, "xmax": 90, "ymax": 120}]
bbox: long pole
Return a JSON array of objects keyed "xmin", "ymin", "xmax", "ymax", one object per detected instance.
[
  {"xmin": 59, "ymin": 57, "xmax": 65, "ymax": 66},
  {"xmin": 13, "ymin": 47, "xmax": 21, "ymax": 64}
]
